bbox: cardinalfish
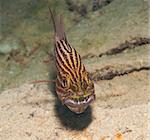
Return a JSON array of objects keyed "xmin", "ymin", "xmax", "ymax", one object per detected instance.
[{"xmin": 45, "ymin": 8, "xmax": 95, "ymax": 114}]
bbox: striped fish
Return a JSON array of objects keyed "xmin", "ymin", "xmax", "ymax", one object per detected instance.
[{"xmin": 49, "ymin": 8, "xmax": 95, "ymax": 114}]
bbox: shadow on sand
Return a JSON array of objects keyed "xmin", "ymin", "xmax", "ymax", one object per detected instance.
[{"xmin": 48, "ymin": 64, "xmax": 93, "ymax": 130}]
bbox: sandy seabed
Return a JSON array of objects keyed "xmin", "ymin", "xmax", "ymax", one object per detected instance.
[{"xmin": 0, "ymin": 70, "xmax": 149, "ymax": 140}]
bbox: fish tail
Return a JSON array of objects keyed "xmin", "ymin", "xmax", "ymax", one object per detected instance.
[{"xmin": 48, "ymin": 7, "xmax": 66, "ymax": 41}]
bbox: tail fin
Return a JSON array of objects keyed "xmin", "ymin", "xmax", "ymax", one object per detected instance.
[{"xmin": 48, "ymin": 8, "xmax": 66, "ymax": 40}]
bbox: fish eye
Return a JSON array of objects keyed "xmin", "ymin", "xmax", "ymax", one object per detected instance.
[{"xmin": 62, "ymin": 79, "xmax": 67, "ymax": 88}]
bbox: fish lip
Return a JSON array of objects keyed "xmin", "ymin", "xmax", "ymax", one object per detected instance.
[{"xmin": 64, "ymin": 94, "xmax": 95, "ymax": 108}]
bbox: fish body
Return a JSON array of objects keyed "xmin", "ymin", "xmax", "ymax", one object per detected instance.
[{"xmin": 49, "ymin": 9, "xmax": 95, "ymax": 114}]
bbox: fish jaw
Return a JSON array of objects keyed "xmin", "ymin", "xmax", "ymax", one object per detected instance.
[{"xmin": 64, "ymin": 94, "xmax": 95, "ymax": 114}]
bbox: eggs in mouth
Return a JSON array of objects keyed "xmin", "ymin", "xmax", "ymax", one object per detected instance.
[{"xmin": 64, "ymin": 94, "xmax": 95, "ymax": 113}]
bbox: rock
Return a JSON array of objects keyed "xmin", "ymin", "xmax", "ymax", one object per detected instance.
[{"xmin": 0, "ymin": 40, "xmax": 19, "ymax": 55}]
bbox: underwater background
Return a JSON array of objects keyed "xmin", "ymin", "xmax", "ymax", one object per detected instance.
[{"xmin": 0, "ymin": 0, "xmax": 150, "ymax": 139}]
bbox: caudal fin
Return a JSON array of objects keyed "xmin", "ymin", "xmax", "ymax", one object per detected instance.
[{"xmin": 48, "ymin": 8, "xmax": 66, "ymax": 40}]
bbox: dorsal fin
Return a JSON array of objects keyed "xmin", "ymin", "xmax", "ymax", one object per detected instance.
[{"xmin": 48, "ymin": 8, "xmax": 66, "ymax": 41}]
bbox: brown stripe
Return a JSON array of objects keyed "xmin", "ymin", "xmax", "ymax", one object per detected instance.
[
  {"xmin": 74, "ymin": 50, "xmax": 79, "ymax": 68},
  {"xmin": 70, "ymin": 50, "xmax": 76, "ymax": 69},
  {"xmin": 56, "ymin": 41, "xmax": 78, "ymax": 83},
  {"xmin": 55, "ymin": 46, "xmax": 75, "ymax": 80},
  {"xmin": 65, "ymin": 39, "xmax": 72, "ymax": 51},
  {"xmin": 78, "ymin": 53, "xmax": 81, "ymax": 68},
  {"xmin": 78, "ymin": 59, "xmax": 82, "ymax": 81},
  {"xmin": 57, "ymin": 41, "xmax": 74, "ymax": 70},
  {"xmin": 80, "ymin": 64, "xmax": 85, "ymax": 82},
  {"xmin": 61, "ymin": 49, "xmax": 73, "ymax": 70},
  {"xmin": 73, "ymin": 49, "xmax": 77, "ymax": 69},
  {"xmin": 56, "ymin": 56, "xmax": 69, "ymax": 75},
  {"xmin": 60, "ymin": 40, "xmax": 72, "ymax": 53}
]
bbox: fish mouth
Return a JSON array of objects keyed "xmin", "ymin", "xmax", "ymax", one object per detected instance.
[{"xmin": 64, "ymin": 94, "xmax": 95, "ymax": 108}]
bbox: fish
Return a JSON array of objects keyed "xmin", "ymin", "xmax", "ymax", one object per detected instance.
[{"xmin": 49, "ymin": 8, "xmax": 95, "ymax": 114}]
